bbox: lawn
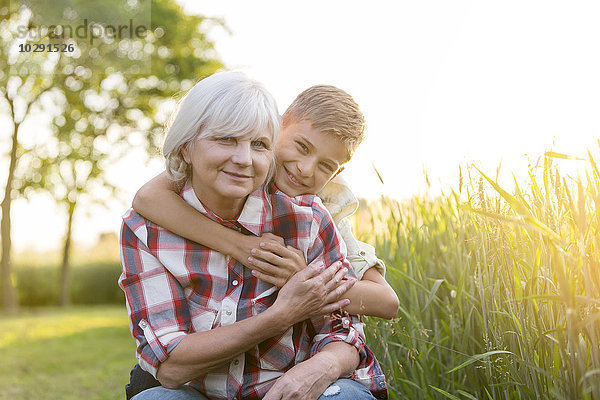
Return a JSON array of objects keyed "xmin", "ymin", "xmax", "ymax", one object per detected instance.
[{"xmin": 0, "ymin": 306, "xmax": 136, "ymax": 400}]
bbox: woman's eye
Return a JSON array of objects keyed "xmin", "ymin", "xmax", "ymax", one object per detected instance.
[
  {"xmin": 218, "ymin": 137, "xmax": 235, "ymax": 143},
  {"xmin": 252, "ymin": 140, "xmax": 268, "ymax": 149}
]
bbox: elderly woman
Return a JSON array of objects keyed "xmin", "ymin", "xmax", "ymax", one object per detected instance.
[{"xmin": 119, "ymin": 72, "xmax": 387, "ymax": 400}]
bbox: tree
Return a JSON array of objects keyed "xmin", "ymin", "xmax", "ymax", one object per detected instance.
[{"xmin": 0, "ymin": 0, "xmax": 224, "ymax": 309}]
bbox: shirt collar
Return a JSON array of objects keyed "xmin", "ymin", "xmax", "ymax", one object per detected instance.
[
  {"xmin": 316, "ymin": 173, "xmax": 358, "ymax": 222},
  {"xmin": 181, "ymin": 181, "xmax": 269, "ymax": 236}
]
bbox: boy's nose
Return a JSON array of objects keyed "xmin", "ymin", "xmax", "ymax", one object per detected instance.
[{"xmin": 296, "ymin": 158, "xmax": 316, "ymax": 178}]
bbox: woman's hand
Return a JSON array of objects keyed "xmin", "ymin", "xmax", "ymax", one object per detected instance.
[
  {"xmin": 270, "ymin": 261, "xmax": 356, "ymax": 325},
  {"xmin": 262, "ymin": 353, "xmax": 339, "ymax": 400},
  {"xmin": 248, "ymin": 242, "xmax": 307, "ymax": 288}
]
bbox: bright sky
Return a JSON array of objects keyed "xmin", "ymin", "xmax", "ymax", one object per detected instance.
[
  {"xmin": 181, "ymin": 0, "xmax": 600, "ymax": 195},
  {"xmin": 9, "ymin": 0, "xmax": 600, "ymax": 251}
]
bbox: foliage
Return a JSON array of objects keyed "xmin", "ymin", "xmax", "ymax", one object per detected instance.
[
  {"xmin": 356, "ymin": 144, "xmax": 600, "ymax": 399},
  {"xmin": 3, "ymin": 262, "xmax": 122, "ymax": 306},
  {"xmin": 0, "ymin": 0, "xmax": 224, "ymax": 309}
]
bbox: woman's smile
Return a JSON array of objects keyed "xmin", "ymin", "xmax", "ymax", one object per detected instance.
[{"xmin": 222, "ymin": 170, "xmax": 253, "ymax": 181}]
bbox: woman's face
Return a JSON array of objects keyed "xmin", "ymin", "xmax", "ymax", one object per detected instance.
[{"xmin": 183, "ymin": 130, "xmax": 273, "ymax": 218}]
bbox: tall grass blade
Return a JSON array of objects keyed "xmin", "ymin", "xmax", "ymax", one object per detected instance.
[
  {"xmin": 430, "ymin": 386, "xmax": 463, "ymax": 400},
  {"xmin": 447, "ymin": 350, "xmax": 514, "ymax": 373}
]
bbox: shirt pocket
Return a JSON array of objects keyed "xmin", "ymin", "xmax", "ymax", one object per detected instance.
[
  {"xmin": 189, "ymin": 303, "xmax": 218, "ymax": 333},
  {"xmin": 251, "ymin": 286, "xmax": 277, "ymax": 316}
]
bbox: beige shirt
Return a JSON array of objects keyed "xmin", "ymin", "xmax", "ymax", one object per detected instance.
[{"xmin": 317, "ymin": 175, "xmax": 386, "ymax": 279}]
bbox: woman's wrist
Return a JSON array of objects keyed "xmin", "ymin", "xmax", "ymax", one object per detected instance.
[{"xmin": 260, "ymin": 303, "xmax": 296, "ymax": 334}]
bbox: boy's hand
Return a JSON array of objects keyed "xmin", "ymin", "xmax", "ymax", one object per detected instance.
[
  {"xmin": 231, "ymin": 233, "xmax": 284, "ymax": 269},
  {"xmin": 248, "ymin": 241, "xmax": 308, "ymax": 288}
]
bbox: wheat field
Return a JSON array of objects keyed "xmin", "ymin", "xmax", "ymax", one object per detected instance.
[{"xmin": 357, "ymin": 144, "xmax": 600, "ymax": 399}]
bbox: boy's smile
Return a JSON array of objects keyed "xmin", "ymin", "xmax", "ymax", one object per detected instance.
[{"xmin": 274, "ymin": 120, "xmax": 349, "ymax": 197}]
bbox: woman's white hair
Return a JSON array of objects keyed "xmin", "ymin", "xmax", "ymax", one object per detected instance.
[{"xmin": 163, "ymin": 71, "xmax": 281, "ymax": 183}]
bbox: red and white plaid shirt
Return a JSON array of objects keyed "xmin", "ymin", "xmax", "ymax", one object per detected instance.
[{"xmin": 119, "ymin": 182, "xmax": 387, "ymax": 399}]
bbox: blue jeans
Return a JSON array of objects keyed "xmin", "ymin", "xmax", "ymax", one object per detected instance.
[{"xmin": 132, "ymin": 378, "xmax": 376, "ymax": 400}]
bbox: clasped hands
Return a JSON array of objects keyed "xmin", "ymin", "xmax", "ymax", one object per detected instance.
[{"xmin": 237, "ymin": 233, "xmax": 355, "ymax": 320}]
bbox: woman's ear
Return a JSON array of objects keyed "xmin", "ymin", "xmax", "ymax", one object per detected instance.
[{"xmin": 181, "ymin": 143, "xmax": 191, "ymax": 164}]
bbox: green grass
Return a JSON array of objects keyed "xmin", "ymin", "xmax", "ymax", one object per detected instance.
[{"xmin": 0, "ymin": 306, "xmax": 136, "ymax": 400}]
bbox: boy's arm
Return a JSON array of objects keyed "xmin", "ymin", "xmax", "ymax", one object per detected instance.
[
  {"xmin": 334, "ymin": 218, "xmax": 399, "ymax": 319},
  {"xmin": 132, "ymin": 172, "xmax": 282, "ymax": 267},
  {"xmin": 345, "ymin": 269, "xmax": 399, "ymax": 319},
  {"xmin": 336, "ymin": 218, "xmax": 385, "ymax": 278}
]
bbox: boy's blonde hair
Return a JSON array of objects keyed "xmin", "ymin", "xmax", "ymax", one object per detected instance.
[{"xmin": 282, "ymin": 85, "xmax": 365, "ymax": 160}]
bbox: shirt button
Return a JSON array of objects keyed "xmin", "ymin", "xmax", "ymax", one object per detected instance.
[
  {"xmin": 226, "ymin": 310, "xmax": 232, "ymax": 316},
  {"xmin": 359, "ymin": 250, "xmax": 366, "ymax": 256},
  {"xmin": 139, "ymin": 320, "xmax": 147, "ymax": 329},
  {"xmin": 232, "ymin": 280, "xmax": 239, "ymax": 286},
  {"xmin": 233, "ymin": 359, "xmax": 239, "ymax": 365}
]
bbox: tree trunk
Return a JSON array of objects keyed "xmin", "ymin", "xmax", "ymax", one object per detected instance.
[
  {"xmin": 1, "ymin": 120, "xmax": 20, "ymax": 313},
  {"xmin": 60, "ymin": 200, "xmax": 76, "ymax": 307}
]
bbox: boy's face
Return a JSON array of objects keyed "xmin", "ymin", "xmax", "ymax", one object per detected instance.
[{"xmin": 274, "ymin": 120, "xmax": 349, "ymax": 197}]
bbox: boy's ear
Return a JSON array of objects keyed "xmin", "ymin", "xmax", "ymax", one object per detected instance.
[{"xmin": 331, "ymin": 166, "xmax": 345, "ymax": 180}]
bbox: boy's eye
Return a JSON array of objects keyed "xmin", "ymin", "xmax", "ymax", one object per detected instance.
[
  {"xmin": 320, "ymin": 163, "xmax": 335, "ymax": 173},
  {"xmin": 296, "ymin": 141, "xmax": 309, "ymax": 153}
]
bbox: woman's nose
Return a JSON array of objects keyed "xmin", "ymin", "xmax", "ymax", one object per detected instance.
[{"xmin": 231, "ymin": 142, "xmax": 252, "ymax": 165}]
